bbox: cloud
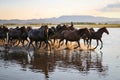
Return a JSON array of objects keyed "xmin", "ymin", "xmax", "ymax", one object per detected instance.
[{"xmin": 100, "ymin": 3, "xmax": 120, "ymax": 12}]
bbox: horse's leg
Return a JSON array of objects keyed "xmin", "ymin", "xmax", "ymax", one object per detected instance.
[
  {"xmin": 65, "ymin": 40, "xmax": 68, "ymax": 48},
  {"xmin": 14, "ymin": 40, "xmax": 20, "ymax": 46},
  {"xmin": 8, "ymin": 38, "xmax": 11, "ymax": 45},
  {"xmin": 60, "ymin": 40, "xmax": 64, "ymax": 46},
  {"xmin": 83, "ymin": 39, "xmax": 86, "ymax": 46},
  {"xmin": 38, "ymin": 41, "xmax": 41, "ymax": 48},
  {"xmin": 32, "ymin": 41, "xmax": 36, "ymax": 49},
  {"xmin": 26, "ymin": 39, "xmax": 30, "ymax": 45},
  {"xmin": 100, "ymin": 39, "xmax": 103, "ymax": 49},
  {"xmin": 49, "ymin": 39, "xmax": 52, "ymax": 45},
  {"xmin": 94, "ymin": 40, "xmax": 99, "ymax": 49},
  {"xmin": 44, "ymin": 40, "xmax": 51, "ymax": 51},
  {"xmin": 21, "ymin": 40, "xmax": 25, "ymax": 47},
  {"xmin": 2, "ymin": 38, "xmax": 6, "ymax": 45},
  {"xmin": 35, "ymin": 41, "xmax": 38, "ymax": 48},
  {"xmin": 74, "ymin": 41, "xmax": 80, "ymax": 49},
  {"xmin": 23, "ymin": 39, "xmax": 29, "ymax": 47},
  {"xmin": 27, "ymin": 41, "xmax": 31, "ymax": 49},
  {"xmin": 22, "ymin": 39, "xmax": 28, "ymax": 47},
  {"xmin": 48, "ymin": 41, "xmax": 51, "ymax": 51},
  {"xmin": 89, "ymin": 39, "xmax": 92, "ymax": 49},
  {"xmin": 86, "ymin": 39, "xmax": 89, "ymax": 49},
  {"xmin": 27, "ymin": 40, "xmax": 34, "ymax": 49},
  {"xmin": 54, "ymin": 38, "xmax": 56, "ymax": 44},
  {"xmin": 58, "ymin": 39, "xmax": 64, "ymax": 48}
]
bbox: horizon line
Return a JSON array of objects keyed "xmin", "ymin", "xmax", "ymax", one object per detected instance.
[{"xmin": 0, "ymin": 15, "xmax": 120, "ymax": 20}]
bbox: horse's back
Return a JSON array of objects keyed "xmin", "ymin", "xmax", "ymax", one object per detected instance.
[
  {"xmin": 28, "ymin": 29, "xmax": 40, "ymax": 39},
  {"xmin": 61, "ymin": 30, "xmax": 77, "ymax": 36},
  {"xmin": 28, "ymin": 29, "xmax": 47, "ymax": 41},
  {"xmin": 61, "ymin": 30, "xmax": 79, "ymax": 41}
]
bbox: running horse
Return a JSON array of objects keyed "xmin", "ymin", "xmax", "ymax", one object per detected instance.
[
  {"xmin": 28, "ymin": 25, "xmax": 51, "ymax": 50},
  {"xmin": 58, "ymin": 28, "xmax": 90, "ymax": 49},
  {"xmin": 89, "ymin": 27, "xmax": 109, "ymax": 49},
  {"xmin": 0, "ymin": 26, "xmax": 9, "ymax": 44},
  {"xmin": 82, "ymin": 28, "xmax": 95, "ymax": 46}
]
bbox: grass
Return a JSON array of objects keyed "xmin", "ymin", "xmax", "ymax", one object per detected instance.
[{"xmin": 2, "ymin": 23, "xmax": 120, "ymax": 28}]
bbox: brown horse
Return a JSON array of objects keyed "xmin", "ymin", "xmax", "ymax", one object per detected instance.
[
  {"xmin": 58, "ymin": 28, "xmax": 90, "ymax": 49},
  {"xmin": 49, "ymin": 23, "xmax": 76, "ymax": 45},
  {"xmin": 89, "ymin": 27, "xmax": 109, "ymax": 49},
  {"xmin": 82, "ymin": 28, "xmax": 95, "ymax": 46}
]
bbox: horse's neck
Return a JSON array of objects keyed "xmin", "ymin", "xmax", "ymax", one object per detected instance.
[{"xmin": 96, "ymin": 29, "xmax": 105, "ymax": 37}]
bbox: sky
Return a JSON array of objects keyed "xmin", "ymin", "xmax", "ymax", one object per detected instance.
[{"xmin": 0, "ymin": 0, "xmax": 120, "ymax": 20}]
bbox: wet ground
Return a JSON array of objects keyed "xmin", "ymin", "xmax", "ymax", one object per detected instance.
[{"xmin": 0, "ymin": 28, "xmax": 120, "ymax": 80}]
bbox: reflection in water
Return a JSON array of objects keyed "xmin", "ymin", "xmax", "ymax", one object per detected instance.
[{"xmin": 0, "ymin": 49, "xmax": 108, "ymax": 79}]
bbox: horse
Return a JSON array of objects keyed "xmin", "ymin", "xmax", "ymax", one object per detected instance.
[
  {"xmin": 82, "ymin": 28, "xmax": 95, "ymax": 46},
  {"xmin": 8, "ymin": 27, "xmax": 22, "ymax": 46},
  {"xmin": 8, "ymin": 26, "xmax": 29, "ymax": 46},
  {"xmin": 19, "ymin": 26, "xmax": 29, "ymax": 46},
  {"xmin": 58, "ymin": 28, "xmax": 90, "ymax": 49},
  {"xmin": 49, "ymin": 23, "xmax": 76, "ymax": 45},
  {"xmin": 0, "ymin": 25, "xmax": 9, "ymax": 44},
  {"xmin": 27, "ymin": 25, "xmax": 51, "ymax": 50},
  {"xmin": 88, "ymin": 27, "xmax": 109, "ymax": 49}
]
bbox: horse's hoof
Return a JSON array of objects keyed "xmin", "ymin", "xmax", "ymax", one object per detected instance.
[
  {"xmin": 64, "ymin": 47, "xmax": 70, "ymax": 50},
  {"xmin": 74, "ymin": 47, "xmax": 78, "ymax": 49},
  {"xmin": 79, "ymin": 48, "xmax": 83, "ymax": 51},
  {"xmin": 89, "ymin": 48, "xmax": 95, "ymax": 51},
  {"xmin": 100, "ymin": 48, "xmax": 102, "ymax": 50},
  {"xmin": 94, "ymin": 47, "xmax": 97, "ymax": 49}
]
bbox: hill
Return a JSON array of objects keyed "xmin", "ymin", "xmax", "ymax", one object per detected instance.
[{"xmin": 0, "ymin": 15, "xmax": 120, "ymax": 24}]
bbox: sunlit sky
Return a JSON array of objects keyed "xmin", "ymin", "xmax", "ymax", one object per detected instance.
[{"xmin": 0, "ymin": 0, "xmax": 120, "ymax": 20}]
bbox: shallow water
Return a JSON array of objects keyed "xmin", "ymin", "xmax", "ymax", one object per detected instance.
[{"xmin": 0, "ymin": 28, "xmax": 120, "ymax": 80}]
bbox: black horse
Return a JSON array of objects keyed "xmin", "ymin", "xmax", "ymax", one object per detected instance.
[
  {"xmin": 88, "ymin": 27, "xmax": 109, "ymax": 49},
  {"xmin": 82, "ymin": 28, "xmax": 95, "ymax": 46},
  {"xmin": 8, "ymin": 27, "xmax": 22, "ymax": 46},
  {"xmin": 0, "ymin": 25, "xmax": 9, "ymax": 44},
  {"xmin": 19, "ymin": 26, "xmax": 29, "ymax": 46},
  {"xmin": 8, "ymin": 26, "xmax": 29, "ymax": 46},
  {"xmin": 28, "ymin": 25, "xmax": 51, "ymax": 50}
]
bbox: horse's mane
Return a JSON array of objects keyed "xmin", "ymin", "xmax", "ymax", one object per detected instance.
[
  {"xmin": 97, "ymin": 27, "xmax": 106, "ymax": 32},
  {"xmin": 77, "ymin": 28, "xmax": 89, "ymax": 34}
]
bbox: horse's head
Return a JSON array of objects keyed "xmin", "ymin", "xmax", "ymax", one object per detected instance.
[
  {"xmin": 78, "ymin": 28, "xmax": 90, "ymax": 36},
  {"xmin": 2, "ymin": 26, "xmax": 9, "ymax": 33},
  {"xmin": 56, "ymin": 24, "xmax": 67, "ymax": 33},
  {"xmin": 27, "ymin": 26, "xmax": 32, "ymax": 32},
  {"xmin": 101, "ymin": 27, "xmax": 109, "ymax": 35},
  {"xmin": 89, "ymin": 28, "xmax": 95, "ymax": 32},
  {"xmin": 48, "ymin": 28, "xmax": 55, "ymax": 37},
  {"xmin": 20, "ymin": 26, "xmax": 26, "ymax": 33},
  {"xmin": 40, "ymin": 25, "xmax": 49, "ymax": 38}
]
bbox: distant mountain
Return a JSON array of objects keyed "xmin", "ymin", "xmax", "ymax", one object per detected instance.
[{"xmin": 0, "ymin": 15, "xmax": 120, "ymax": 24}]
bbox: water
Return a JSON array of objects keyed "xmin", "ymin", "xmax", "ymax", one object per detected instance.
[{"xmin": 0, "ymin": 28, "xmax": 120, "ymax": 80}]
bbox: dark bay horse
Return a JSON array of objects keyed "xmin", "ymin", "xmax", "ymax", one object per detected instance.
[
  {"xmin": 82, "ymin": 28, "xmax": 95, "ymax": 46},
  {"xmin": 49, "ymin": 22, "xmax": 76, "ymax": 45},
  {"xmin": 8, "ymin": 26, "xmax": 29, "ymax": 46},
  {"xmin": 19, "ymin": 26, "xmax": 29, "ymax": 46},
  {"xmin": 58, "ymin": 28, "xmax": 90, "ymax": 49},
  {"xmin": 89, "ymin": 27, "xmax": 109, "ymax": 49},
  {"xmin": 28, "ymin": 25, "xmax": 51, "ymax": 50},
  {"xmin": 0, "ymin": 26, "xmax": 9, "ymax": 44},
  {"xmin": 8, "ymin": 27, "xmax": 22, "ymax": 46}
]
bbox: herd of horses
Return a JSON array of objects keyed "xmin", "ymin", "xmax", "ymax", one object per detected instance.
[{"xmin": 0, "ymin": 22, "xmax": 109, "ymax": 50}]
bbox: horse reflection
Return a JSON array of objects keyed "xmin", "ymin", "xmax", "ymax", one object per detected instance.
[
  {"xmin": 0, "ymin": 50, "xmax": 108, "ymax": 78},
  {"xmin": 28, "ymin": 50, "xmax": 108, "ymax": 76},
  {"xmin": 29, "ymin": 51, "xmax": 55, "ymax": 78}
]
